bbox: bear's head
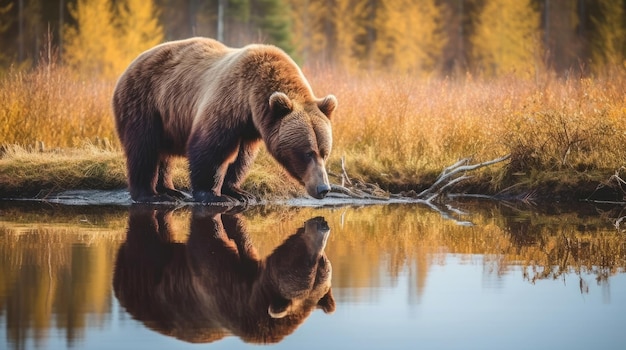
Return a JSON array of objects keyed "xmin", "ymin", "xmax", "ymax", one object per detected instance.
[
  {"xmin": 263, "ymin": 216, "xmax": 335, "ymax": 319},
  {"xmin": 269, "ymin": 92, "xmax": 337, "ymax": 199}
]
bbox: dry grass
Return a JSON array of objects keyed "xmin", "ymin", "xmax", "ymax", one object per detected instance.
[
  {"xmin": 310, "ymin": 68, "xmax": 626, "ymax": 176},
  {"xmin": 1, "ymin": 64, "xmax": 625, "ymax": 198},
  {"xmin": 0, "ymin": 143, "xmax": 126, "ymax": 197},
  {"xmin": 307, "ymin": 68, "xmax": 626, "ymax": 196},
  {"xmin": 0, "ymin": 65, "xmax": 117, "ymax": 148}
]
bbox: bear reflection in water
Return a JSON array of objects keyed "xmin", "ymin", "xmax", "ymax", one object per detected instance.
[{"xmin": 113, "ymin": 205, "xmax": 335, "ymax": 344}]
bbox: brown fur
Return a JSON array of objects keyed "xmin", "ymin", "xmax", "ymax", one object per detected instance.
[
  {"xmin": 113, "ymin": 205, "xmax": 335, "ymax": 344},
  {"xmin": 112, "ymin": 37, "xmax": 337, "ymax": 203}
]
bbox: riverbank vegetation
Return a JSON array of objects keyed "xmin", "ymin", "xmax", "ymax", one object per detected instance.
[
  {"xmin": 1, "ymin": 1, "xmax": 625, "ymax": 201},
  {"xmin": 1, "ymin": 63, "xmax": 625, "ymax": 201}
]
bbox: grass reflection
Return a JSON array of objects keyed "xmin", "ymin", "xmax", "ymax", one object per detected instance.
[
  {"xmin": 241, "ymin": 203, "xmax": 626, "ymax": 301},
  {"xmin": 0, "ymin": 201, "xmax": 624, "ymax": 348},
  {"xmin": 0, "ymin": 225, "xmax": 123, "ymax": 348}
]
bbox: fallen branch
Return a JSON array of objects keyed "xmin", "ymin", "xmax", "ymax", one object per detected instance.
[
  {"xmin": 340, "ymin": 156, "xmax": 352, "ymax": 187},
  {"xmin": 586, "ymin": 166, "xmax": 626, "ymax": 205},
  {"xmin": 329, "ymin": 179, "xmax": 390, "ymax": 201},
  {"xmin": 416, "ymin": 154, "xmax": 511, "ymax": 202},
  {"xmin": 329, "ymin": 155, "xmax": 509, "ymax": 201},
  {"xmin": 614, "ymin": 215, "xmax": 626, "ymax": 232},
  {"xmin": 327, "ymin": 154, "xmax": 511, "ymax": 225}
]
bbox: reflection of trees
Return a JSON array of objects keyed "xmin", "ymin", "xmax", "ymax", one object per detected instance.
[
  {"xmin": 519, "ymin": 230, "xmax": 624, "ymax": 287},
  {"xmin": 0, "ymin": 204, "xmax": 187, "ymax": 349},
  {"xmin": 0, "ymin": 201, "xmax": 624, "ymax": 348},
  {"xmin": 242, "ymin": 203, "xmax": 626, "ymax": 302},
  {"xmin": 0, "ymin": 225, "xmax": 123, "ymax": 349},
  {"xmin": 495, "ymin": 203, "xmax": 626, "ymax": 288}
]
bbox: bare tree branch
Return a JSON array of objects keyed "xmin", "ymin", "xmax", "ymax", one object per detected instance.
[
  {"xmin": 329, "ymin": 154, "xmax": 510, "ymax": 202},
  {"xmin": 326, "ymin": 154, "xmax": 511, "ymax": 225}
]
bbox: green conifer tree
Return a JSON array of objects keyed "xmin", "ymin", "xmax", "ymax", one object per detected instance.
[{"xmin": 250, "ymin": 0, "xmax": 293, "ymax": 53}]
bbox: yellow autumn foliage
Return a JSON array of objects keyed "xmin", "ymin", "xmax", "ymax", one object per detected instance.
[
  {"xmin": 63, "ymin": 0, "xmax": 163, "ymax": 79},
  {"xmin": 471, "ymin": 0, "xmax": 541, "ymax": 78},
  {"xmin": 591, "ymin": 0, "xmax": 626, "ymax": 74}
]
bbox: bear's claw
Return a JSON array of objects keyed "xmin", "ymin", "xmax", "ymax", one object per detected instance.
[
  {"xmin": 193, "ymin": 190, "xmax": 242, "ymax": 205},
  {"xmin": 157, "ymin": 187, "xmax": 192, "ymax": 200},
  {"xmin": 222, "ymin": 187, "xmax": 258, "ymax": 204}
]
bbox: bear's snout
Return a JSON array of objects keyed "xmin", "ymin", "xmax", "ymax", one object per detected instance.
[
  {"xmin": 315, "ymin": 184, "xmax": 331, "ymax": 199},
  {"xmin": 305, "ymin": 180, "xmax": 331, "ymax": 199},
  {"xmin": 303, "ymin": 163, "xmax": 331, "ymax": 200}
]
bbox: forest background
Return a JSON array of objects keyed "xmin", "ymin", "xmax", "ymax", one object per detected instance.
[
  {"xmin": 0, "ymin": 0, "xmax": 625, "ymax": 200},
  {"xmin": 0, "ymin": 0, "xmax": 625, "ymax": 77}
]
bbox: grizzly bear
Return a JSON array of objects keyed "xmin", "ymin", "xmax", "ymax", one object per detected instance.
[
  {"xmin": 113, "ymin": 205, "xmax": 335, "ymax": 344},
  {"xmin": 112, "ymin": 38, "xmax": 337, "ymax": 203}
]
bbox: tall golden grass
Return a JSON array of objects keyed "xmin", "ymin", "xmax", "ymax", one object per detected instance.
[
  {"xmin": 1, "ymin": 63, "xmax": 625, "ymax": 196},
  {"xmin": 0, "ymin": 65, "xmax": 117, "ymax": 148},
  {"xmin": 311, "ymin": 69, "xmax": 626, "ymax": 176}
]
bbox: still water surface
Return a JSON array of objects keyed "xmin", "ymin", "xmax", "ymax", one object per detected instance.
[{"xmin": 1, "ymin": 200, "xmax": 625, "ymax": 349}]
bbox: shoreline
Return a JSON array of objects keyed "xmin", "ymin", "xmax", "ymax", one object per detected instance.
[
  {"xmin": 0, "ymin": 175, "xmax": 623, "ymax": 207},
  {"xmin": 1, "ymin": 146, "xmax": 624, "ymax": 207}
]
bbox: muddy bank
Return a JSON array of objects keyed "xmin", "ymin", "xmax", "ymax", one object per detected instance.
[
  {"xmin": 0, "ymin": 189, "xmax": 413, "ymax": 207},
  {"xmin": 0, "ymin": 181, "xmax": 623, "ymax": 208},
  {"xmin": 0, "ymin": 168, "xmax": 624, "ymax": 207}
]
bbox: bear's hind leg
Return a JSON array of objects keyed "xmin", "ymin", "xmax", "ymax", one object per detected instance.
[
  {"xmin": 125, "ymin": 136, "xmax": 177, "ymax": 203},
  {"xmin": 156, "ymin": 156, "xmax": 190, "ymax": 200}
]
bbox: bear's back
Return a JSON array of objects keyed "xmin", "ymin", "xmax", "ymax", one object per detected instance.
[{"xmin": 113, "ymin": 37, "xmax": 318, "ymax": 161}]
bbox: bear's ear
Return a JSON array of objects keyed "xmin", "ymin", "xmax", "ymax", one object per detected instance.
[
  {"xmin": 268, "ymin": 297, "xmax": 292, "ymax": 319},
  {"xmin": 269, "ymin": 92, "xmax": 293, "ymax": 118},
  {"xmin": 317, "ymin": 95, "xmax": 337, "ymax": 118},
  {"xmin": 317, "ymin": 288, "xmax": 336, "ymax": 314}
]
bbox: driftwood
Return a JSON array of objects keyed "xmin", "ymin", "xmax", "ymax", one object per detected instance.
[
  {"xmin": 586, "ymin": 166, "xmax": 626, "ymax": 205},
  {"xmin": 413, "ymin": 155, "xmax": 511, "ymax": 202},
  {"xmin": 328, "ymin": 156, "xmax": 626, "ymax": 229},
  {"xmin": 585, "ymin": 166, "xmax": 626, "ymax": 231},
  {"xmin": 327, "ymin": 157, "xmax": 391, "ymax": 201},
  {"xmin": 327, "ymin": 154, "xmax": 511, "ymax": 225},
  {"xmin": 329, "ymin": 154, "xmax": 510, "ymax": 203}
]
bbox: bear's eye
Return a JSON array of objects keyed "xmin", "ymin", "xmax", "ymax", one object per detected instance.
[{"xmin": 305, "ymin": 151, "xmax": 315, "ymax": 159}]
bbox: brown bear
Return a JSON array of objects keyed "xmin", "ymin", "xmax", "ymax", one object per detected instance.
[
  {"xmin": 112, "ymin": 37, "xmax": 337, "ymax": 203},
  {"xmin": 113, "ymin": 205, "xmax": 335, "ymax": 344}
]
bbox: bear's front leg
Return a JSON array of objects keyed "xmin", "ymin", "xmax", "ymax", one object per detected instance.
[
  {"xmin": 221, "ymin": 140, "xmax": 261, "ymax": 204},
  {"xmin": 190, "ymin": 162, "xmax": 238, "ymax": 204},
  {"xmin": 188, "ymin": 131, "xmax": 241, "ymax": 204}
]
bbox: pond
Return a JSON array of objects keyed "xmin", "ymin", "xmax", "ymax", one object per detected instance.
[{"xmin": 1, "ymin": 199, "xmax": 625, "ymax": 350}]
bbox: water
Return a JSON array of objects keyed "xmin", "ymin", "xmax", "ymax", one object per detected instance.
[{"xmin": 1, "ymin": 200, "xmax": 625, "ymax": 350}]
